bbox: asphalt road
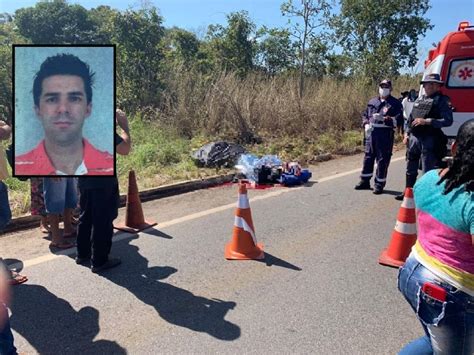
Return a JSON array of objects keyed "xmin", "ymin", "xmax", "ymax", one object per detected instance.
[{"xmin": 1, "ymin": 148, "xmax": 424, "ymax": 354}]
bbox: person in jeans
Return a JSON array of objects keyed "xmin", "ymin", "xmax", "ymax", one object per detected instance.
[
  {"xmin": 0, "ymin": 267, "xmax": 17, "ymax": 355},
  {"xmin": 397, "ymin": 119, "xmax": 474, "ymax": 354},
  {"xmin": 0, "ymin": 120, "xmax": 27, "ymax": 286},
  {"xmin": 43, "ymin": 177, "xmax": 77, "ymax": 249},
  {"xmin": 0, "ymin": 121, "xmax": 17, "ymax": 355},
  {"xmin": 30, "ymin": 178, "xmax": 50, "ymax": 234}
]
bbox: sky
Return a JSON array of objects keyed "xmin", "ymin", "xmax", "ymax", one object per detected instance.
[{"xmin": 1, "ymin": 0, "xmax": 473, "ymax": 71}]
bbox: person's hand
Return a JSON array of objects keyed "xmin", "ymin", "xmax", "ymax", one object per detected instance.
[
  {"xmin": 384, "ymin": 116, "xmax": 393, "ymax": 125},
  {"xmin": 412, "ymin": 118, "xmax": 429, "ymax": 127},
  {"xmin": 115, "ymin": 109, "xmax": 129, "ymax": 131},
  {"xmin": 403, "ymin": 134, "xmax": 409, "ymax": 145}
]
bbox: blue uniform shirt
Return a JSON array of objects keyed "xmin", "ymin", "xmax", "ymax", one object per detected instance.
[{"xmin": 362, "ymin": 95, "xmax": 403, "ymax": 128}]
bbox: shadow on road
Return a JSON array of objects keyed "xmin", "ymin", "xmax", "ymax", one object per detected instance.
[
  {"xmin": 259, "ymin": 252, "xmax": 302, "ymax": 271},
  {"xmin": 10, "ymin": 284, "xmax": 126, "ymax": 355},
  {"xmin": 97, "ymin": 236, "xmax": 241, "ymax": 341},
  {"xmin": 139, "ymin": 228, "xmax": 173, "ymax": 239},
  {"xmin": 382, "ymin": 189, "xmax": 403, "ymax": 196}
]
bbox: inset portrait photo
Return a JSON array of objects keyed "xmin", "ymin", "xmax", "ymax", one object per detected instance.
[{"xmin": 13, "ymin": 45, "xmax": 115, "ymax": 177}]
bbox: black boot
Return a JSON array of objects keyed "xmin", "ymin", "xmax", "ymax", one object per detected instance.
[
  {"xmin": 354, "ymin": 180, "xmax": 371, "ymax": 190},
  {"xmin": 395, "ymin": 175, "xmax": 416, "ymax": 200},
  {"xmin": 373, "ymin": 184, "xmax": 384, "ymax": 194}
]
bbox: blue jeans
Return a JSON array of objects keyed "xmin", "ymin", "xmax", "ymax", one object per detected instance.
[
  {"xmin": 0, "ymin": 182, "xmax": 11, "ymax": 231},
  {"xmin": 0, "ymin": 303, "xmax": 16, "ymax": 355},
  {"xmin": 398, "ymin": 255, "xmax": 474, "ymax": 354},
  {"xmin": 43, "ymin": 178, "xmax": 78, "ymax": 214}
]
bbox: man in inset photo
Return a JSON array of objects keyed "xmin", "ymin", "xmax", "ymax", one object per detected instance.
[{"xmin": 14, "ymin": 48, "xmax": 114, "ymax": 176}]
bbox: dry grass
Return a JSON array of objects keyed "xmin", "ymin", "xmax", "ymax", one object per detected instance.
[
  {"xmin": 5, "ymin": 73, "xmax": 419, "ymax": 217},
  {"xmin": 158, "ymin": 70, "xmax": 419, "ymax": 142}
]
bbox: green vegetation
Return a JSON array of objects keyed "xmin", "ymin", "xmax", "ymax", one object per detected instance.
[{"xmin": 0, "ymin": 0, "xmax": 428, "ymax": 216}]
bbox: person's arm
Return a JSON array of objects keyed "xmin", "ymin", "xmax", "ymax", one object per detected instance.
[
  {"xmin": 115, "ymin": 109, "xmax": 131, "ymax": 156},
  {"xmin": 0, "ymin": 260, "xmax": 10, "ymax": 328},
  {"xmin": 362, "ymin": 99, "xmax": 375, "ymax": 127},
  {"xmin": 393, "ymin": 99, "xmax": 403, "ymax": 123},
  {"xmin": 0, "ymin": 121, "xmax": 11, "ymax": 140},
  {"xmin": 426, "ymin": 96, "xmax": 454, "ymax": 128},
  {"xmin": 385, "ymin": 98, "xmax": 402, "ymax": 126}
]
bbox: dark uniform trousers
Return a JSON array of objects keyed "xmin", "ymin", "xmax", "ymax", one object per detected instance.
[
  {"xmin": 76, "ymin": 183, "xmax": 120, "ymax": 267},
  {"xmin": 406, "ymin": 134, "xmax": 440, "ymax": 178},
  {"xmin": 360, "ymin": 127, "xmax": 394, "ymax": 187}
]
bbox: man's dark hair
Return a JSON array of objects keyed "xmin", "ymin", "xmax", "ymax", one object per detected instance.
[
  {"xmin": 33, "ymin": 53, "xmax": 95, "ymax": 107},
  {"xmin": 438, "ymin": 119, "xmax": 474, "ymax": 194}
]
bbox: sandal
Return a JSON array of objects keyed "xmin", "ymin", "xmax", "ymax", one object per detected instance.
[
  {"xmin": 49, "ymin": 241, "xmax": 75, "ymax": 249},
  {"xmin": 8, "ymin": 271, "xmax": 28, "ymax": 286},
  {"xmin": 40, "ymin": 225, "xmax": 51, "ymax": 234}
]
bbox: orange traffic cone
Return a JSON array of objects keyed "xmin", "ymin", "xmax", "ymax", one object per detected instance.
[
  {"xmin": 114, "ymin": 170, "xmax": 157, "ymax": 233},
  {"xmin": 225, "ymin": 182, "xmax": 264, "ymax": 260},
  {"xmin": 379, "ymin": 187, "xmax": 417, "ymax": 268}
]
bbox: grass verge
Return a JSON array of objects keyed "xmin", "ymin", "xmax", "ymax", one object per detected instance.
[{"xmin": 5, "ymin": 116, "xmax": 366, "ymax": 217}]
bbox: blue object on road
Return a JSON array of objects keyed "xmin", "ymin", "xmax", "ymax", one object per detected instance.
[{"xmin": 280, "ymin": 169, "xmax": 312, "ymax": 186}]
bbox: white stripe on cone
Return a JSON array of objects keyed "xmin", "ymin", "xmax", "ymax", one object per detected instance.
[
  {"xmin": 238, "ymin": 194, "xmax": 250, "ymax": 209},
  {"xmin": 401, "ymin": 197, "xmax": 415, "ymax": 209},
  {"xmin": 234, "ymin": 216, "xmax": 257, "ymax": 245},
  {"xmin": 394, "ymin": 221, "xmax": 417, "ymax": 235}
]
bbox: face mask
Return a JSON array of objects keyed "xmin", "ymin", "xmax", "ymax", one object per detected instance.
[{"xmin": 379, "ymin": 88, "xmax": 390, "ymax": 97}]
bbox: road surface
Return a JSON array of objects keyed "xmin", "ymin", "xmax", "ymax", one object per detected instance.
[{"xmin": 0, "ymin": 149, "xmax": 424, "ymax": 354}]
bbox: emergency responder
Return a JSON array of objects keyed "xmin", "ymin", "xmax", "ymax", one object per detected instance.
[
  {"xmin": 355, "ymin": 79, "xmax": 403, "ymax": 194},
  {"xmin": 395, "ymin": 73, "xmax": 453, "ymax": 200}
]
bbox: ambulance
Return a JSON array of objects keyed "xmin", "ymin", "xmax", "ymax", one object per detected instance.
[{"xmin": 421, "ymin": 21, "xmax": 474, "ymax": 139}]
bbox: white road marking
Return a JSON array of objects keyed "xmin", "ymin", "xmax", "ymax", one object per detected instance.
[{"xmin": 10, "ymin": 156, "xmax": 406, "ymax": 269}]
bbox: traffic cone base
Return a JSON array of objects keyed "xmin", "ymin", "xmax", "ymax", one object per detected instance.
[
  {"xmin": 379, "ymin": 237, "xmax": 417, "ymax": 268},
  {"xmin": 114, "ymin": 170, "xmax": 157, "ymax": 233},
  {"xmin": 114, "ymin": 220, "xmax": 157, "ymax": 233},
  {"xmin": 378, "ymin": 187, "xmax": 417, "ymax": 268},
  {"xmin": 225, "ymin": 242, "xmax": 264, "ymax": 260},
  {"xmin": 379, "ymin": 249, "xmax": 404, "ymax": 268}
]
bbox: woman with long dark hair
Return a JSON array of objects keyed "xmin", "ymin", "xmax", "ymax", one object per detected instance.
[{"xmin": 398, "ymin": 119, "xmax": 473, "ymax": 354}]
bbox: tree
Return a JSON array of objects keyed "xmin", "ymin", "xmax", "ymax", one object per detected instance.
[
  {"xmin": 281, "ymin": 0, "xmax": 332, "ymax": 98},
  {"xmin": 206, "ymin": 11, "xmax": 256, "ymax": 76},
  {"xmin": 256, "ymin": 27, "xmax": 297, "ymax": 75},
  {"xmin": 325, "ymin": 53, "xmax": 352, "ymax": 79},
  {"xmin": 305, "ymin": 36, "xmax": 330, "ymax": 77},
  {"xmin": 14, "ymin": 0, "xmax": 99, "ymax": 44},
  {"xmin": 164, "ymin": 27, "xmax": 201, "ymax": 69},
  {"xmin": 88, "ymin": 5, "xmax": 119, "ymax": 43},
  {"xmin": 113, "ymin": 7, "xmax": 166, "ymax": 110},
  {"xmin": 0, "ymin": 21, "xmax": 28, "ymax": 123},
  {"xmin": 331, "ymin": 0, "xmax": 432, "ymax": 81}
]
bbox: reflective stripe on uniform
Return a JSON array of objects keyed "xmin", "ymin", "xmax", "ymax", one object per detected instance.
[{"xmin": 371, "ymin": 124, "xmax": 393, "ymax": 128}]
